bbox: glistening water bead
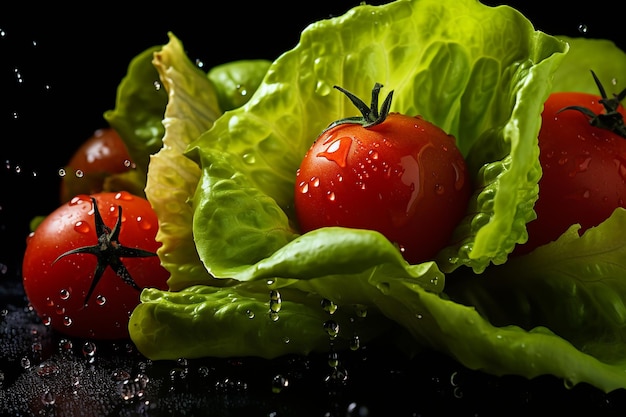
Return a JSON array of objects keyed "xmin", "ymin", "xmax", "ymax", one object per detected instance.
[{"xmin": 269, "ymin": 290, "xmax": 282, "ymax": 321}]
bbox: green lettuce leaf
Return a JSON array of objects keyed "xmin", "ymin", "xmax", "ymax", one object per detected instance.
[
  {"xmin": 104, "ymin": 45, "xmax": 169, "ymax": 194},
  {"xmin": 185, "ymin": 0, "xmax": 566, "ymax": 281},
  {"xmin": 207, "ymin": 59, "xmax": 272, "ymax": 111},
  {"xmin": 144, "ymin": 33, "xmax": 227, "ymax": 290},
  {"xmin": 131, "ymin": 214, "xmax": 626, "ymax": 391},
  {"xmin": 447, "ymin": 208, "xmax": 626, "ymax": 362},
  {"xmin": 551, "ymin": 36, "xmax": 626, "ymax": 94}
]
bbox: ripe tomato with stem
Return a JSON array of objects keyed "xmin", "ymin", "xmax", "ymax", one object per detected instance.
[
  {"xmin": 294, "ymin": 83, "xmax": 471, "ymax": 264},
  {"xmin": 515, "ymin": 70, "xmax": 626, "ymax": 255},
  {"xmin": 22, "ymin": 191, "xmax": 170, "ymax": 339}
]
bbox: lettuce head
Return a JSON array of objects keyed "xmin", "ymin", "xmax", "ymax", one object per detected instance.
[{"xmin": 103, "ymin": 0, "xmax": 626, "ymax": 394}]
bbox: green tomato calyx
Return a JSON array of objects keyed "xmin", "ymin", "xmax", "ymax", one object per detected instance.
[
  {"xmin": 323, "ymin": 83, "xmax": 394, "ymax": 133},
  {"xmin": 559, "ymin": 70, "xmax": 626, "ymax": 138}
]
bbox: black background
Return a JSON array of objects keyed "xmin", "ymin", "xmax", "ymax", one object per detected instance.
[{"xmin": 0, "ymin": 2, "xmax": 625, "ymax": 415}]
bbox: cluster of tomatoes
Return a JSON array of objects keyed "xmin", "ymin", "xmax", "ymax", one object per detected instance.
[{"xmin": 21, "ymin": 73, "xmax": 626, "ymax": 341}]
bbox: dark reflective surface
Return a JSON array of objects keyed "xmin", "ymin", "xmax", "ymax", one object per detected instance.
[{"xmin": 1, "ymin": 2, "xmax": 624, "ymax": 416}]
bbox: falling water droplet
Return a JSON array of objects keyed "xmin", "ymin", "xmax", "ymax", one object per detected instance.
[
  {"xmin": 269, "ymin": 290, "xmax": 282, "ymax": 313},
  {"xmin": 271, "ymin": 374, "xmax": 289, "ymax": 393},
  {"xmin": 321, "ymin": 298, "xmax": 337, "ymax": 314},
  {"xmin": 349, "ymin": 335, "xmax": 360, "ymax": 351},
  {"xmin": 82, "ymin": 341, "xmax": 97, "ymax": 360},
  {"xmin": 324, "ymin": 320, "xmax": 340, "ymax": 339}
]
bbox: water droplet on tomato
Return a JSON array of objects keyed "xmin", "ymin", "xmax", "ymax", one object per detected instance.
[
  {"xmin": 310, "ymin": 177, "xmax": 320, "ymax": 188},
  {"xmin": 434, "ymin": 184, "xmax": 445, "ymax": 195},
  {"xmin": 115, "ymin": 191, "xmax": 134, "ymax": 201},
  {"xmin": 59, "ymin": 289, "xmax": 70, "ymax": 300},
  {"xmin": 399, "ymin": 155, "xmax": 421, "ymax": 215},
  {"xmin": 75, "ymin": 169, "xmax": 84, "ymax": 179},
  {"xmin": 55, "ymin": 306, "xmax": 65, "ymax": 315},
  {"xmin": 298, "ymin": 181, "xmax": 309, "ymax": 194},
  {"xmin": 69, "ymin": 195, "xmax": 91, "ymax": 206},
  {"xmin": 582, "ymin": 190, "xmax": 590, "ymax": 199},
  {"xmin": 317, "ymin": 136, "xmax": 351, "ymax": 168},
  {"xmin": 327, "ymin": 191, "xmax": 336, "ymax": 201},
  {"xmin": 136, "ymin": 216, "xmax": 153, "ymax": 231},
  {"xmin": 63, "ymin": 316, "xmax": 72, "ymax": 327},
  {"xmin": 568, "ymin": 155, "xmax": 591, "ymax": 177},
  {"xmin": 96, "ymin": 295, "xmax": 106, "ymax": 306},
  {"xmin": 369, "ymin": 150, "xmax": 379, "ymax": 160},
  {"xmin": 336, "ymin": 174, "xmax": 343, "ymax": 182},
  {"xmin": 58, "ymin": 168, "xmax": 66, "ymax": 177},
  {"xmin": 452, "ymin": 161, "xmax": 466, "ymax": 191},
  {"xmin": 74, "ymin": 220, "xmax": 91, "ymax": 234},
  {"xmin": 42, "ymin": 316, "xmax": 51, "ymax": 326},
  {"xmin": 614, "ymin": 157, "xmax": 626, "ymax": 181}
]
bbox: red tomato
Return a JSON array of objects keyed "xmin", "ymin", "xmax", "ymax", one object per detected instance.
[
  {"xmin": 294, "ymin": 84, "xmax": 471, "ymax": 264},
  {"xmin": 22, "ymin": 191, "xmax": 170, "ymax": 339},
  {"xmin": 60, "ymin": 128, "xmax": 134, "ymax": 203},
  {"xmin": 515, "ymin": 76, "xmax": 626, "ymax": 255}
]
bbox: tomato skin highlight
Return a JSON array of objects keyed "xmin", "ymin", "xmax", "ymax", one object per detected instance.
[
  {"xmin": 294, "ymin": 112, "xmax": 471, "ymax": 264},
  {"xmin": 60, "ymin": 128, "xmax": 133, "ymax": 203},
  {"xmin": 515, "ymin": 92, "xmax": 626, "ymax": 255},
  {"xmin": 22, "ymin": 192, "xmax": 169, "ymax": 340}
]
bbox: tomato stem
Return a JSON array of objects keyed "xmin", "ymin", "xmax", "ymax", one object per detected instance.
[
  {"xmin": 52, "ymin": 198, "xmax": 158, "ymax": 306},
  {"xmin": 323, "ymin": 83, "xmax": 394, "ymax": 132},
  {"xmin": 559, "ymin": 70, "xmax": 626, "ymax": 138}
]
